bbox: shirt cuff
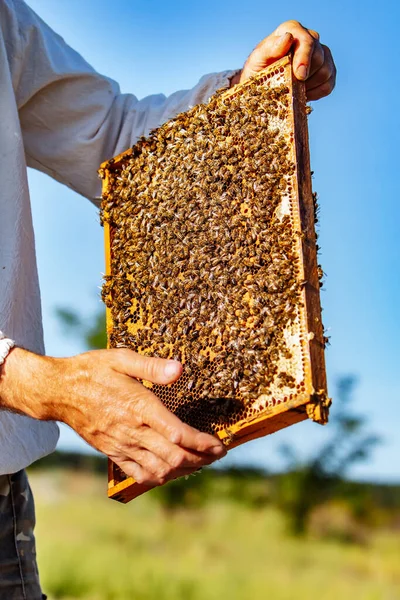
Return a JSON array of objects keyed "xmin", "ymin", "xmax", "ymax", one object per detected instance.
[
  {"xmin": 0, "ymin": 332, "xmax": 15, "ymax": 366},
  {"xmin": 216, "ymin": 69, "xmax": 241, "ymax": 89},
  {"xmin": 203, "ymin": 69, "xmax": 242, "ymax": 101}
]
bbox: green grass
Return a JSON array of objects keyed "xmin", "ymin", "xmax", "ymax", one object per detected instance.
[{"xmin": 30, "ymin": 470, "xmax": 400, "ymax": 600}]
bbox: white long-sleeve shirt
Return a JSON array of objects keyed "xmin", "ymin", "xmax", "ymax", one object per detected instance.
[{"xmin": 0, "ymin": 0, "xmax": 237, "ymax": 474}]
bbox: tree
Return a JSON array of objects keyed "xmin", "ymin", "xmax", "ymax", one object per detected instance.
[
  {"xmin": 55, "ymin": 306, "xmax": 107, "ymax": 350},
  {"xmin": 275, "ymin": 376, "xmax": 380, "ymax": 535}
]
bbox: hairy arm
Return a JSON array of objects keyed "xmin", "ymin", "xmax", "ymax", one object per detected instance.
[{"xmin": 0, "ymin": 347, "xmax": 226, "ymax": 485}]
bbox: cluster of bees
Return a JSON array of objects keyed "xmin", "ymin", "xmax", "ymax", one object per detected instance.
[{"xmin": 100, "ymin": 79, "xmax": 305, "ymax": 422}]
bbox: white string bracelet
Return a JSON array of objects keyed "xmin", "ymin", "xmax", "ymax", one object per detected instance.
[{"xmin": 0, "ymin": 331, "xmax": 15, "ymax": 367}]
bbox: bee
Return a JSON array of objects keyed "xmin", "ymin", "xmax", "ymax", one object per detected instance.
[{"xmin": 317, "ymin": 265, "xmax": 325, "ymax": 280}]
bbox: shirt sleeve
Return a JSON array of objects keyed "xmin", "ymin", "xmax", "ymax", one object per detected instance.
[{"xmin": 11, "ymin": 0, "xmax": 238, "ymax": 203}]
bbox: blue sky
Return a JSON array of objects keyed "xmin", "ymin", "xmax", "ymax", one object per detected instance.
[{"xmin": 27, "ymin": 0, "xmax": 399, "ymax": 481}]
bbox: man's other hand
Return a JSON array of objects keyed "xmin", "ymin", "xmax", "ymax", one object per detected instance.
[{"xmin": 231, "ymin": 20, "xmax": 336, "ymax": 101}]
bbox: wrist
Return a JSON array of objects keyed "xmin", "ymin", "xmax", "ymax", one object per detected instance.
[
  {"xmin": 0, "ymin": 347, "xmax": 63, "ymax": 421},
  {"xmin": 229, "ymin": 70, "xmax": 242, "ymax": 87}
]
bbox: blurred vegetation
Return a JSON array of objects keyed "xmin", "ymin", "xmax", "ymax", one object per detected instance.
[
  {"xmin": 33, "ymin": 450, "xmax": 400, "ymax": 542},
  {"xmin": 274, "ymin": 375, "xmax": 380, "ymax": 536},
  {"xmin": 55, "ymin": 306, "xmax": 107, "ymax": 350},
  {"xmin": 30, "ymin": 467, "xmax": 400, "ymax": 600}
]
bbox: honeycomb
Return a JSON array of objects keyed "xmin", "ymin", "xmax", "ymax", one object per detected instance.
[{"xmin": 100, "ymin": 56, "xmax": 329, "ymax": 503}]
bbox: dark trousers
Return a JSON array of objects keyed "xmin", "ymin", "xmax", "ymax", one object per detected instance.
[{"xmin": 0, "ymin": 470, "xmax": 44, "ymax": 600}]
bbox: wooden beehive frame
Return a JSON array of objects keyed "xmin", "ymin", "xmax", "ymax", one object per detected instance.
[{"xmin": 101, "ymin": 55, "xmax": 330, "ymax": 503}]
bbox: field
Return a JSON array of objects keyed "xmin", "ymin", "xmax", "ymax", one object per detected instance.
[{"xmin": 29, "ymin": 469, "xmax": 400, "ymax": 600}]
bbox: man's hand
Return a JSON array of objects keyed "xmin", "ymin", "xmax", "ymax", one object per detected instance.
[
  {"xmin": 231, "ymin": 20, "xmax": 336, "ymax": 101},
  {"xmin": 0, "ymin": 348, "xmax": 226, "ymax": 486}
]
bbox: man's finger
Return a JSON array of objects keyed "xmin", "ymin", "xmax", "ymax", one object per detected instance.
[
  {"xmin": 273, "ymin": 20, "xmax": 318, "ymax": 80},
  {"xmin": 110, "ymin": 348, "xmax": 182, "ymax": 385},
  {"xmin": 130, "ymin": 447, "xmax": 177, "ymax": 485},
  {"xmin": 308, "ymin": 41, "xmax": 325, "ymax": 78},
  {"xmin": 292, "ymin": 34, "xmax": 317, "ymax": 80},
  {"xmin": 308, "ymin": 29, "xmax": 320, "ymax": 41},
  {"xmin": 306, "ymin": 45, "xmax": 336, "ymax": 100},
  {"xmin": 130, "ymin": 447, "xmax": 212, "ymax": 486},
  {"xmin": 117, "ymin": 459, "xmax": 152, "ymax": 486},
  {"xmin": 138, "ymin": 392, "xmax": 226, "ymax": 456},
  {"xmin": 134, "ymin": 426, "xmax": 220, "ymax": 469},
  {"xmin": 306, "ymin": 75, "xmax": 336, "ymax": 101},
  {"xmin": 306, "ymin": 64, "xmax": 333, "ymax": 93},
  {"xmin": 118, "ymin": 456, "xmax": 201, "ymax": 487}
]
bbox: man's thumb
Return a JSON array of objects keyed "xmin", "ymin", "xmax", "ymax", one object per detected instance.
[
  {"xmin": 267, "ymin": 32, "xmax": 294, "ymax": 62},
  {"xmin": 242, "ymin": 32, "xmax": 294, "ymax": 82},
  {"xmin": 111, "ymin": 349, "xmax": 183, "ymax": 385}
]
